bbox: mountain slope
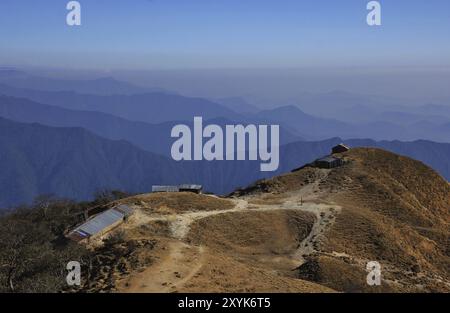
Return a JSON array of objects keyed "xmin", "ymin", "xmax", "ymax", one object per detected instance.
[
  {"xmin": 255, "ymin": 105, "xmax": 450, "ymax": 142},
  {"xmin": 254, "ymin": 105, "xmax": 353, "ymax": 139},
  {"xmin": 279, "ymin": 138, "xmax": 450, "ymax": 182},
  {"xmin": 0, "ymin": 95, "xmax": 301, "ymax": 155},
  {"xmin": 0, "ymin": 117, "xmax": 449, "ymax": 209},
  {"xmin": 75, "ymin": 147, "xmax": 449, "ymax": 293},
  {"xmin": 234, "ymin": 147, "xmax": 450, "ymax": 292},
  {"xmin": 0, "ymin": 69, "xmax": 166, "ymax": 95},
  {"xmin": 214, "ymin": 97, "xmax": 261, "ymax": 114},
  {"xmin": 0, "ymin": 117, "xmax": 195, "ymax": 208},
  {"xmin": 0, "ymin": 84, "xmax": 243, "ymax": 124},
  {"xmin": 343, "ymin": 138, "xmax": 450, "ymax": 181},
  {"xmin": 2, "ymin": 83, "xmax": 449, "ymax": 142}
]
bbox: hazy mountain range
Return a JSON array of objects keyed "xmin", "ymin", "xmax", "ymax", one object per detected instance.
[
  {"xmin": 1, "ymin": 116, "xmax": 449, "ymax": 208},
  {"xmin": 1, "ymin": 79, "xmax": 449, "ymax": 142},
  {"xmin": 0, "ymin": 70, "xmax": 449, "ymax": 208},
  {"xmin": 0, "ymin": 95, "xmax": 301, "ymax": 156},
  {"xmin": 0, "ymin": 69, "xmax": 168, "ymax": 95},
  {"xmin": 290, "ymin": 90, "xmax": 450, "ymax": 122}
]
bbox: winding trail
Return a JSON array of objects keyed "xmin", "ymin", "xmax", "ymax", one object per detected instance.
[
  {"xmin": 120, "ymin": 170, "xmax": 341, "ymax": 291},
  {"xmin": 123, "ymin": 241, "xmax": 205, "ymax": 293}
]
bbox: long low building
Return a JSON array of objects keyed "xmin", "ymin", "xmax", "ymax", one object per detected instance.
[
  {"xmin": 178, "ymin": 184, "xmax": 203, "ymax": 193},
  {"xmin": 67, "ymin": 205, "xmax": 134, "ymax": 242},
  {"xmin": 291, "ymin": 145, "xmax": 350, "ymax": 172},
  {"xmin": 152, "ymin": 184, "xmax": 203, "ymax": 194},
  {"xmin": 315, "ymin": 156, "xmax": 344, "ymax": 169},
  {"xmin": 152, "ymin": 185, "xmax": 180, "ymax": 192}
]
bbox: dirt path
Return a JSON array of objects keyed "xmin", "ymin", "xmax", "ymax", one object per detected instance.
[
  {"xmin": 287, "ymin": 170, "xmax": 341, "ymax": 264},
  {"xmin": 121, "ymin": 241, "xmax": 205, "ymax": 293},
  {"xmin": 120, "ymin": 171, "xmax": 340, "ymax": 291},
  {"xmin": 126, "ymin": 198, "xmax": 250, "ymax": 240},
  {"xmin": 291, "ymin": 203, "xmax": 338, "ymax": 264}
]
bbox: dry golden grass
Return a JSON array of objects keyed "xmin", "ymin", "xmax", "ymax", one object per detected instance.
[
  {"xmin": 240, "ymin": 147, "xmax": 450, "ymax": 292},
  {"xmin": 177, "ymin": 249, "xmax": 335, "ymax": 293},
  {"xmin": 119, "ymin": 192, "xmax": 235, "ymax": 214},
  {"xmin": 185, "ymin": 210, "xmax": 317, "ymax": 281},
  {"xmin": 247, "ymin": 193, "xmax": 287, "ymax": 205},
  {"xmin": 299, "ymin": 148, "xmax": 449, "ymax": 292},
  {"xmin": 298, "ymin": 255, "xmax": 395, "ymax": 293},
  {"xmin": 89, "ymin": 147, "xmax": 449, "ymax": 293},
  {"xmin": 187, "ymin": 210, "xmax": 315, "ymax": 255},
  {"xmin": 331, "ymin": 148, "xmax": 450, "ymax": 225},
  {"xmin": 238, "ymin": 167, "xmax": 326, "ymax": 195}
]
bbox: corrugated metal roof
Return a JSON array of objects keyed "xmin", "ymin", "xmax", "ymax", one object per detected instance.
[
  {"xmin": 333, "ymin": 143, "xmax": 350, "ymax": 150},
  {"xmin": 75, "ymin": 229, "xmax": 90, "ymax": 237},
  {"xmin": 317, "ymin": 156, "xmax": 339, "ymax": 163},
  {"xmin": 115, "ymin": 204, "xmax": 134, "ymax": 216},
  {"xmin": 152, "ymin": 185, "xmax": 179, "ymax": 192},
  {"xmin": 67, "ymin": 230, "xmax": 88, "ymax": 242},
  {"xmin": 179, "ymin": 184, "xmax": 202, "ymax": 190},
  {"xmin": 75, "ymin": 209, "xmax": 124, "ymax": 236}
]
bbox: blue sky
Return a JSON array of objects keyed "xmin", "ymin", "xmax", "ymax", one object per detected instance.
[{"xmin": 1, "ymin": 0, "xmax": 449, "ymax": 69}]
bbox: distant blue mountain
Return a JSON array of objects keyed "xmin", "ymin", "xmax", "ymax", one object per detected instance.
[
  {"xmin": 0, "ymin": 117, "xmax": 449, "ymax": 209},
  {"xmin": 0, "ymin": 117, "xmax": 195, "ymax": 208},
  {"xmin": 214, "ymin": 97, "xmax": 261, "ymax": 114},
  {"xmin": 0, "ymin": 69, "xmax": 168, "ymax": 95},
  {"xmin": 1, "ymin": 82, "xmax": 449, "ymax": 142},
  {"xmin": 0, "ymin": 84, "xmax": 243, "ymax": 124},
  {"xmin": 254, "ymin": 104, "xmax": 450, "ymax": 142},
  {"xmin": 0, "ymin": 95, "xmax": 301, "ymax": 155},
  {"xmin": 254, "ymin": 105, "xmax": 352, "ymax": 139}
]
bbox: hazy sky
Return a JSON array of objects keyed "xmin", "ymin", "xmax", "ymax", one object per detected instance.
[{"xmin": 1, "ymin": 0, "xmax": 450, "ymax": 69}]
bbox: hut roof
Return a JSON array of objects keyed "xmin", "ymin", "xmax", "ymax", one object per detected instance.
[
  {"xmin": 317, "ymin": 156, "xmax": 340, "ymax": 163},
  {"xmin": 178, "ymin": 184, "xmax": 203, "ymax": 190},
  {"xmin": 152, "ymin": 185, "xmax": 180, "ymax": 192},
  {"xmin": 73, "ymin": 208, "xmax": 124, "ymax": 236}
]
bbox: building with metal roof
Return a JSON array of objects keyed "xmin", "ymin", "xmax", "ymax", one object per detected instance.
[
  {"xmin": 178, "ymin": 184, "xmax": 203, "ymax": 194},
  {"xmin": 152, "ymin": 185, "xmax": 180, "ymax": 192},
  {"xmin": 315, "ymin": 156, "xmax": 344, "ymax": 169},
  {"xmin": 68, "ymin": 205, "xmax": 134, "ymax": 241},
  {"xmin": 332, "ymin": 143, "xmax": 350, "ymax": 154},
  {"xmin": 152, "ymin": 184, "xmax": 203, "ymax": 193}
]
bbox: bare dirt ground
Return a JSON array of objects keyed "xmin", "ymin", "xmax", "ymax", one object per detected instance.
[
  {"xmin": 121, "ymin": 241, "xmax": 205, "ymax": 293},
  {"xmin": 73, "ymin": 149, "xmax": 449, "ymax": 293},
  {"xmin": 102, "ymin": 148, "xmax": 450, "ymax": 293},
  {"xmin": 114, "ymin": 169, "xmax": 341, "ymax": 293}
]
